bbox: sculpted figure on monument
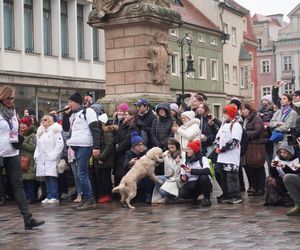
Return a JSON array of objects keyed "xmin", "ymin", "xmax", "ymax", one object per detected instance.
[
  {"xmin": 148, "ymin": 32, "xmax": 172, "ymax": 85},
  {"xmin": 93, "ymin": 0, "xmax": 139, "ymax": 18}
]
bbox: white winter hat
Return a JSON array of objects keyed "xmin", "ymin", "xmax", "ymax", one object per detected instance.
[
  {"xmin": 170, "ymin": 103, "xmax": 179, "ymax": 113},
  {"xmin": 181, "ymin": 111, "xmax": 195, "ymax": 120},
  {"xmin": 261, "ymin": 94, "xmax": 272, "ymax": 103}
]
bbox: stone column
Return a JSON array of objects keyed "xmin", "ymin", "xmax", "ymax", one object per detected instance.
[{"xmin": 88, "ymin": 1, "xmax": 181, "ymax": 114}]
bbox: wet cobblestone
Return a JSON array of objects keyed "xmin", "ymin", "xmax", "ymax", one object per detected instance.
[{"xmin": 1, "ymin": 192, "xmax": 300, "ymax": 249}]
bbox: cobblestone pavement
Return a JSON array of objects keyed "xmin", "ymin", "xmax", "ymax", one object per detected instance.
[{"xmin": 1, "ymin": 190, "xmax": 300, "ymax": 250}]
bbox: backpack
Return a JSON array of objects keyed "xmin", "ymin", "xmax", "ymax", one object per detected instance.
[
  {"xmin": 198, "ymin": 154, "xmax": 215, "ymax": 179},
  {"xmin": 229, "ymin": 120, "xmax": 248, "ymax": 156}
]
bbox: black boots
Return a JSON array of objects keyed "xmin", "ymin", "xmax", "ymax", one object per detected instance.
[{"xmin": 23, "ymin": 214, "xmax": 45, "ymax": 230}]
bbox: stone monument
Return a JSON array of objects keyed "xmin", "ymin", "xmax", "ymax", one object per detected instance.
[{"xmin": 88, "ymin": 0, "xmax": 181, "ymax": 114}]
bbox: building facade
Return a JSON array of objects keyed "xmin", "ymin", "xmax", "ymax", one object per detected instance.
[
  {"xmin": 276, "ymin": 4, "xmax": 300, "ymax": 95},
  {"xmin": 252, "ymin": 13, "xmax": 285, "ymax": 105},
  {"xmin": 169, "ymin": 0, "xmax": 226, "ymax": 118},
  {"xmin": 190, "ymin": 0, "xmax": 255, "ymax": 104},
  {"xmin": 0, "ymin": 0, "xmax": 105, "ymax": 118}
]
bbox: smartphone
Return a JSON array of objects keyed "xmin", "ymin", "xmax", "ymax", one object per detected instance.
[
  {"xmin": 273, "ymin": 160, "xmax": 279, "ymax": 166},
  {"xmin": 180, "ymin": 164, "xmax": 189, "ymax": 170},
  {"xmin": 207, "ymin": 114, "xmax": 212, "ymax": 119}
]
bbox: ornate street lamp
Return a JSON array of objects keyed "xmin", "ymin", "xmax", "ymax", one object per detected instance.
[{"xmin": 177, "ymin": 33, "xmax": 195, "ymax": 103}]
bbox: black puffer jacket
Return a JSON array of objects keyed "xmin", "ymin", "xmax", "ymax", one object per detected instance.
[
  {"xmin": 151, "ymin": 103, "xmax": 174, "ymax": 151},
  {"xmin": 136, "ymin": 108, "xmax": 156, "ymax": 147}
]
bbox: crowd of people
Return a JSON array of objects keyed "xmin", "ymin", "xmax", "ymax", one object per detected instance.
[{"xmin": 1, "ymin": 80, "xmax": 300, "ymax": 230}]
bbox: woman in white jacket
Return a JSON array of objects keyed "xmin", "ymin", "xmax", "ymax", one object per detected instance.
[
  {"xmin": 34, "ymin": 115, "xmax": 64, "ymax": 204},
  {"xmin": 172, "ymin": 111, "xmax": 201, "ymax": 150}
]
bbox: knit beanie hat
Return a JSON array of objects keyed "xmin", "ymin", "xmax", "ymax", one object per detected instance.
[
  {"xmin": 170, "ymin": 103, "xmax": 179, "ymax": 113},
  {"xmin": 187, "ymin": 140, "xmax": 201, "ymax": 153},
  {"xmin": 230, "ymin": 98, "xmax": 242, "ymax": 110},
  {"xmin": 68, "ymin": 93, "xmax": 83, "ymax": 105},
  {"xmin": 261, "ymin": 94, "xmax": 272, "ymax": 103},
  {"xmin": 224, "ymin": 104, "xmax": 237, "ymax": 119},
  {"xmin": 19, "ymin": 117, "xmax": 32, "ymax": 127},
  {"xmin": 117, "ymin": 103, "xmax": 129, "ymax": 112},
  {"xmin": 131, "ymin": 131, "xmax": 144, "ymax": 147},
  {"xmin": 293, "ymin": 90, "xmax": 300, "ymax": 97},
  {"xmin": 181, "ymin": 111, "xmax": 195, "ymax": 120}
]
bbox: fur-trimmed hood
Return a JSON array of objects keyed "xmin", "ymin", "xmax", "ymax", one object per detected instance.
[
  {"xmin": 36, "ymin": 122, "xmax": 62, "ymax": 139},
  {"xmin": 102, "ymin": 124, "xmax": 119, "ymax": 133}
]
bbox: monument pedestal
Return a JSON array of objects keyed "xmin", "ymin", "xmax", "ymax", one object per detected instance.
[{"xmin": 88, "ymin": 1, "xmax": 181, "ymax": 114}]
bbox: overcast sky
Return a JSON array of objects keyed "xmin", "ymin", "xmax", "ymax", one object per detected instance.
[{"xmin": 235, "ymin": 0, "xmax": 299, "ymax": 20}]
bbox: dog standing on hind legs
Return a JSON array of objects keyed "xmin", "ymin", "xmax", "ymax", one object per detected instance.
[{"xmin": 112, "ymin": 147, "xmax": 164, "ymax": 209}]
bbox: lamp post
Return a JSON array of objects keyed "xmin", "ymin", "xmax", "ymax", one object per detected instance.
[{"xmin": 177, "ymin": 33, "xmax": 195, "ymax": 104}]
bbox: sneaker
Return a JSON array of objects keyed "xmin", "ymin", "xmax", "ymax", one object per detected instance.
[
  {"xmin": 227, "ymin": 197, "xmax": 242, "ymax": 204},
  {"xmin": 41, "ymin": 198, "xmax": 50, "ymax": 204},
  {"xmin": 48, "ymin": 198, "xmax": 60, "ymax": 204},
  {"xmin": 287, "ymin": 205, "xmax": 300, "ymax": 216},
  {"xmin": 98, "ymin": 195, "xmax": 112, "ymax": 204},
  {"xmin": 217, "ymin": 195, "xmax": 231, "ymax": 203},
  {"xmin": 74, "ymin": 194, "xmax": 82, "ymax": 203},
  {"xmin": 76, "ymin": 200, "xmax": 97, "ymax": 211},
  {"xmin": 202, "ymin": 198, "xmax": 212, "ymax": 207}
]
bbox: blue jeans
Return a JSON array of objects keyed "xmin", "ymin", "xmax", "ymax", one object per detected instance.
[
  {"xmin": 70, "ymin": 162, "xmax": 82, "ymax": 195},
  {"xmin": 74, "ymin": 147, "xmax": 94, "ymax": 200},
  {"xmin": 45, "ymin": 176, "xmax": 59, "ymax": 200},
  {"xmin": 23, "ymin": 180, "xmax": 36, "ymax": 202}
]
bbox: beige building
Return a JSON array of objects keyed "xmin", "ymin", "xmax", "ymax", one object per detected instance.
[{"xmin": 0, "ymin": 0, "xmax": 105, "ymax": 118}]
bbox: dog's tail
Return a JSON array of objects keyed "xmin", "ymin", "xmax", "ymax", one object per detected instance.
[{"xmin": 112, "ymin": 183, "xmax": 125, "ymax": 193}]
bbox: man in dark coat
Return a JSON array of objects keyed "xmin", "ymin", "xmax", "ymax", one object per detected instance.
[{"xmin": 135, "ymin": 99, "xmax": 156, "ymax": 148}]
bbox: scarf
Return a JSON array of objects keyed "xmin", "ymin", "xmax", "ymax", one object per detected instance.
[
  {"xmin": 0, "ymin": 102, "xmax": 15, "ymax": 121},
  {"xmin": 280, "ymin": 105, "xmax": 292, "ymax": 122},
  {"xmin": 293, "ymin": 101, "xmax": 300, "ymax": 108}
]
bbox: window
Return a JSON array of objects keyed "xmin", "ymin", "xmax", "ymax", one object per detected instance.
[
  {"xmin": 224, "ymin": 64, "xmax": 229, "ymax": 82},
  {"xmin": 185, "ymin": 54, "xmax": 194, "ymax": 78},
  {"xmin": 93, "ymin": 28, "xmax": 99, "ymax": 60},
  {"xmin": 77, "ymin": 4, "xmax": 84, "ymax": 59},
  {"xmin": 61, "ymin": 0, "xmax": 69, "ymax": 57},
  {"xmin": 169, "ymin": 29, "xmax": 178, "ymax": 38},
  {"xmin": 240, "ymin": 67, "xmax": 245, "ymax": 88},
  {"xmin": 284, "ymin": 81, "xmax": 295, "ymax": 95},
  {"xmin": 4, "ymin": 0, "xmax": 14, "ymax": 49},
  {"xmin": 198, "ymin": 33, "xmax": 205, "ymax": 43},
  {"xmin": 283, "ymin": 56, "xmax": 292, "ymax": 70},
  {"xmin": 211, "ymin": 59, "xmax": 218, "ymax": 80},
  {"xmin": 232, "ymin": 27, "xmax": 237, "ymax": 45},
  {"xmin": 233, "ymin": 66, "xmax": 237, "ymax": 84},
  {"xmin": 186, "ymin": 31, "xmax": 192, "ymax": 40},
  {"xmin": 198, "ymin": 57, "xmax": 206, "ymax": 79},
  {"xmin": 43, "ymin": 0, "xmax": 51, "ymax": 55},
  {"xmin": 261, "ymin": 59, "xmax": 270, "ymax": 73},
  {"xmin": 223, "ymin": 23, "xmax": 228, "ymax": 44},
  {"xmin": 24, "ymin": 0, "xmax": 34, "ymax": 52},
  {"xmin": 213, "ymin": 104, "xmax": 221, "ymax": 119},
  {"xmin": 210, "ymin": 37, "xmax": 217, "ymax": 46},
  {"xmin": 243, "ymin": 18, "xmax": 247, "ymax": 33},
  {"xmin": 171, "ymin": 52, "xmax": 179, "ymax": 76},
  {"xmin": 261, "ymin": 86, "xmax": 271, "ymax": 96}
]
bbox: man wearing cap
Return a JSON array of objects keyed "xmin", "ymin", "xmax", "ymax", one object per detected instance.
[
  {"xmin": 84, "ymin": 91, "xmax": 94, "ymax": 107},
  {"xmin": 135, "ymin": 99, "xmax": 156, "ymax": 148},
  {"xmin": 62, "ymin": 92, "xmax": 100, "ymax": 210},
  {"xmin": 213, "ymin": 104, "xmax": 243, "ymax": 204}
]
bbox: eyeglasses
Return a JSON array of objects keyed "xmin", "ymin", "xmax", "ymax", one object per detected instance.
[{"xmin": 6, "ymin": 96, "xmax": 15, "ymax": 101}]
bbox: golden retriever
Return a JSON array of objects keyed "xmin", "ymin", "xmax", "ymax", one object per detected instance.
[{"xmin": 112, "ymin": 147, "xmax": 164, "ymax": 209}]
